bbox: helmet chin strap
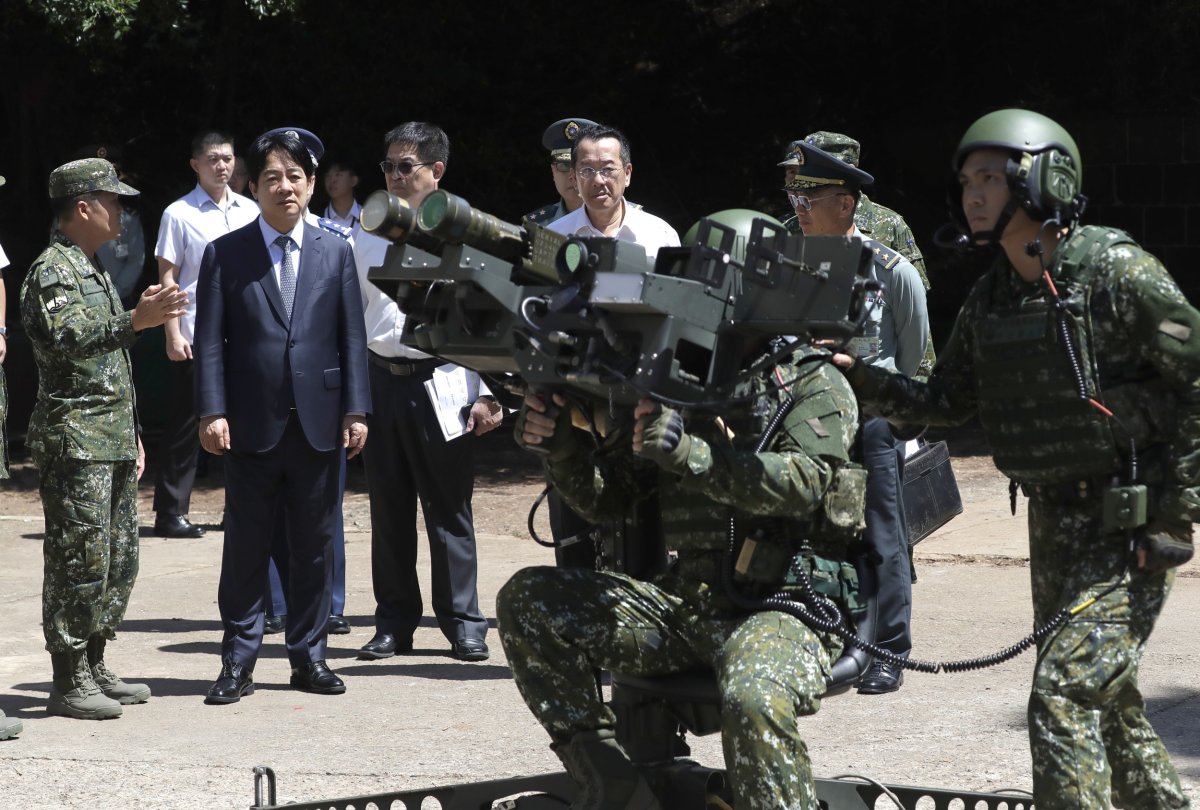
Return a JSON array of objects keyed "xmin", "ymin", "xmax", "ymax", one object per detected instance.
[{"xmin": 968, "ymin": 196, "xmax": 1022, "ymax": 247}]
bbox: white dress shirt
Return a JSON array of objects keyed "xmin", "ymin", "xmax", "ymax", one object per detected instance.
[
  {"xmin": 257, "ymin": 217, "xmax": 307, "ymax": 292},
  {"xmin": 155, "ymin": 184, "xmax": 259, "ymax": 341},
  {"xmin": 547, "ymin": 198, "xmax": 680, "ymax": 260}
]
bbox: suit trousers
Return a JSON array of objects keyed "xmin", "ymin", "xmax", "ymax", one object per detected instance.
[
  {"xmin": 267, "ymin": 450, "xmax": 348, "ymax": 616},
  {"xmin": 218, "ymin": 413, "xmax": 340, "ymax": 669},
  {"xmin": 152, "ymin": 358, "xmax": 200, "ymax": 517},
  {"xmin": 362, "ymin": 362, "xmax": 487, "ymax": 645},
  {"xmin": 859, "ymin": 417, "xmax": 912, "ymax": 657}
]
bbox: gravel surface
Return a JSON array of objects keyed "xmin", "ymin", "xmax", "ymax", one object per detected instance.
[{"xmin": 1, "ymin": 427, "xmax": 1196, "ymax": 809}]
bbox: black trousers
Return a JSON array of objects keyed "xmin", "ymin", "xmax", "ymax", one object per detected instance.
[
  {"xmin": 362, "ymin": 363, "xmax": 487, "ymax": 645},
  {"xmin": 153, "ymin": 359, "xmax": 200, "ymax": 517},
  {"xmin": 858, "ymin": 417, "xmax": 912, "ymax": 657},
  {"xmin": 217, "ymin": 413, "xmax": 340, "ymax": 669},
  {"xmin": 548, "ymin": 489, "xmax": 597, "ymax": 569}
]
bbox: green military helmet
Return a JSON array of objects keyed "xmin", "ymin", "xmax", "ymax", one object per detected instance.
[
  {"xmin": 954, "ymin": 109, "xmax": 1084, "ymax": 224},
  {"xmin": 683, "ymin": 208, "xmax": 783, "ymax": 266}
]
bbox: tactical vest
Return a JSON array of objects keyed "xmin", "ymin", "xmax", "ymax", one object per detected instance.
[
  {"xmin": 660, "ymin": 358, "xmax": 865, "ymax": 586},
  {"xmin": 973, "ymin": 226, "xmax": 1135, "ymax": 483}
]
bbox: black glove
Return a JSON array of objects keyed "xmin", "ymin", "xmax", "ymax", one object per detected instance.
[
  {"xmin": 1137, "ymin": 521, "xmax": 1194, "ymax": 572},
  {"xmin": 636, "ymin": 405, "xmax": 692, "ymax": 473},
  {"xmin": 513, "ymin": 395, "xmax": 574, "ymax": 462}
]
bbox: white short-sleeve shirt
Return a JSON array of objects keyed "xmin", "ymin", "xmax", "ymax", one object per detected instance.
[{"xmin": 155, "ymin": 184, "xmax": 259, "ymax": 342}]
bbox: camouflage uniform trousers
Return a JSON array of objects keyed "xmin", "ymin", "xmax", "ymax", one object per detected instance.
[
  {"xmin": 498, "ymin": 565, "xmax": 838, "ymax": 810},
  {"xmin": 1026, "ymin": 493, "xmax": 1188, "ymax": 809},
  {"xmin": 34, "ymin": 451, "xmax": 140, "ymax": 654}
]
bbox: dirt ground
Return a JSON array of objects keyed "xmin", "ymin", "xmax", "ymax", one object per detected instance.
[{"xmin": 0, "ymin": 424, "xmax": 1197, "ymax": 809}]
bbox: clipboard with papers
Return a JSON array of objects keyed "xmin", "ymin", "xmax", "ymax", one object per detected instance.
[{"xmin": 423, "ymin": 364, "xmax": 481, "ymax": 441}]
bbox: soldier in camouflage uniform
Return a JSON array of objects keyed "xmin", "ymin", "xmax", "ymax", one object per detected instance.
[
  {"xmin": 20, "ymin": 159, "xmax": 187, "ymax": 720},
  {"xmin": 782, "ymin": 132, "xmax": 937, "ymax": 381},
  {"xmin": 499, "ymin": 343, "xmax": 867, "ymax": 810},
  {"xmin": 835, "ymin": 110, "xmax": 1197, "ymax": 809}
]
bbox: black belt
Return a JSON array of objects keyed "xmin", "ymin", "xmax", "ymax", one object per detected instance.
[
  {"xmin": 368, "ymin": 352, "xmax": 440, "ymax": 376},
  {"xmin": 1019, "ymin": 476, "xmax": 1108, "ymax": 502}
]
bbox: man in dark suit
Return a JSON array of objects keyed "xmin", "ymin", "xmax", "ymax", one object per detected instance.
[{"xmin": 194, "ymin": 128, "xmax": 370, "ymax": 704}]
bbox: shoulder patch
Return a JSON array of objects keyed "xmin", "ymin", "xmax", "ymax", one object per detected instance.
[
  {"xmin": 864, "ymin": 239, "xmax": 901, "ymax": 270},
  {"xmin": 524, "ymin": 206, "xmax": 555, "ymax": 225},
  {"xmin": 317, "ymin": 217, "xmax": 353, "ymax": 241},
  {"xmin": 37, "ymin": 260, "xmax": 74, "ymax": 289}
]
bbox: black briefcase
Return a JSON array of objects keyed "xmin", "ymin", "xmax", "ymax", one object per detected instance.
[{"xmin": 903, "ymin": 440, "xmax": 963, "ymax": 546}]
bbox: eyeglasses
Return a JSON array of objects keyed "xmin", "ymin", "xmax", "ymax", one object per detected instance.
[
  {"xmin": 551, "ymin": 162, "xmax": 574, "ymax": 174},
  {"xmin": 379, "ymin": 159, "xmax": 431, "ymax": 176},
  {"xmin": 576, "ymin": 166, "xmax": 623, "ymax": 181},
  {"xmin": 786, "ymin": 191, "xmax": 845, "ymax": 211}
]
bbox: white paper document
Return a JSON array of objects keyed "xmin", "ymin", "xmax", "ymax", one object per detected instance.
[{"xmin": 424, "ymin": 364, "xmax": 479, "ymax": 441}]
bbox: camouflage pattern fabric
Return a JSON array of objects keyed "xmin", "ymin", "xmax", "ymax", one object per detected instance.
[
  {"xmin": 785, "ymin": 194, "xmax": 936, "ymax": 379},
  {"xmin": 850, "ymin": 231, "xmax": 1199, "ymax": 806},
  {"xmin": 498, "ymin": 354, "xmax": 861, "ymax": 810},
  {"xmin": 1025, "ymin": 493, "xmax": 1187, "ymax": 809},
  {"xmin": 499, "ymin": 567, "xmax": 837, "ymax": 810},
  {"xmin": 20, "ymin": 235, "xmax": 139, "ymax": 461},
  {"xmin": 20, "ymin": 234, "xmax": 143, "ymax": 655},
  {"xmin": 35, "ymin": 453, "xmax": 139, "ymax": 654}
]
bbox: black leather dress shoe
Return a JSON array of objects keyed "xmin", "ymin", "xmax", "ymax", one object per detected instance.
[
  {"xmin": 264, "ymin": 614, "xmax": 285, "ymax": 635},
  {"xmin": 857, "ymin": 660, "xmax": 904, "ymax": 695},
  {"xmin": 290, "ymin": 660, "xmax": 346, "ymax": 695},
  {"xmin": 356, "ymin": 632, "xmax": 411, "ymax": 660},
  {"xmin": 154, "ymin": 515, "xmax": 206, "ymax": 538},
  {"xmin": 326, "ymin": 615, "xmax": 350, "ymax": 635},
  {"xmin": 451, "ymin": 638, "xmax": 490, "ymax": 662},
  {"xmin": 205, "ymin": 661, "xmax": 254, "ymax": 705}
]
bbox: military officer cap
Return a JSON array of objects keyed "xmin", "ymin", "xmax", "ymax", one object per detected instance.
[
  {"xmin": 262, "ymin": 126, "xmax": 325, "ymax": 166},
  {"xmin": 48, "ymin": 158, "xmax": 140, "ymax": 199},
  {"xmin": 780, "ymin": 140, "xmax": 874, "ymax": 192},
  {"xmin": 542, "ymin": 118, "xmax": 598, "ymax": 163}
]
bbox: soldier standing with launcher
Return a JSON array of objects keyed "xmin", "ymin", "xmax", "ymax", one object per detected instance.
[{"xmin": 834, "ymin": 109, "xmax": 1197, "ymax": 809}]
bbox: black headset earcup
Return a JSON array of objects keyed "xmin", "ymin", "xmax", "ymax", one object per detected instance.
[{"xmin": 1023, "ymin": 149, "xmax": 1080, "ymax": 218}]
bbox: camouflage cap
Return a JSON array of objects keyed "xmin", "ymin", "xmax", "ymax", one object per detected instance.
[
  {"xmin": 778, "ymin": 132, "xmax": 863, "ymax": 167},
  {"xmin": 48, "ymin": 158, "xmax": 140, "ymax": 199},
  {"xmin": 803, "ymin": 131, "xmax": 861, "ymax": 166},
  {"xmin": 542, "ymin": 118, "xmax": 598, "ymax": 163},
  {"xmin": 781, "ymin": 140, "xmax": 873, "ymax": 192}
]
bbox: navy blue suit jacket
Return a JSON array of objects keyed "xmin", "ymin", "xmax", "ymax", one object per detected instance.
[{"xmin": 194, "ymin": 218, "xmax": 370, "ymax": 453}]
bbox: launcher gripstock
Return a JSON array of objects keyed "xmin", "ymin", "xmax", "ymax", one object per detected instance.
[{"xmin": 362, "ymin": 189, "xmax": 875, "ymax": 409}]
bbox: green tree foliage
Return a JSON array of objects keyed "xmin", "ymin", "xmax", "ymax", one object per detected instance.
[{"xmin": 25, "ymin": 0, "xmax": 298, "ymax": 44}]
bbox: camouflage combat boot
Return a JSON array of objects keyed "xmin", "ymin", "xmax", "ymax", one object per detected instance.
[
  {"xmin": 552, "ymin": 729, "xmax": 663, "ymax": 810},
  {"xmin": 87, "ymin": 636, "xmax": 151, "ymax": 705},
  {"xmin": 47, "ymin": 651, "xmax": 122, "ymax": 720},
  {"xmin": 0, "ymin": 709, "xmax": 21, "ymax": 740}
]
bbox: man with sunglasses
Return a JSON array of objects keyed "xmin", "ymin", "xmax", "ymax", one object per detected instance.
[
  {"xmin": 788, "ymin": 141, "xmax": 929, "ymax": 696},
  {"xmin": 783, "ymin": 132, "xmax": 936, "ymax": 381},
  {"xmin": 353, "ymin": 122, "xmax": 503, "ymax": 665},
  {"xmin": 546, "ymin": 123, "xmax": 679, "ymax": 260}
]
